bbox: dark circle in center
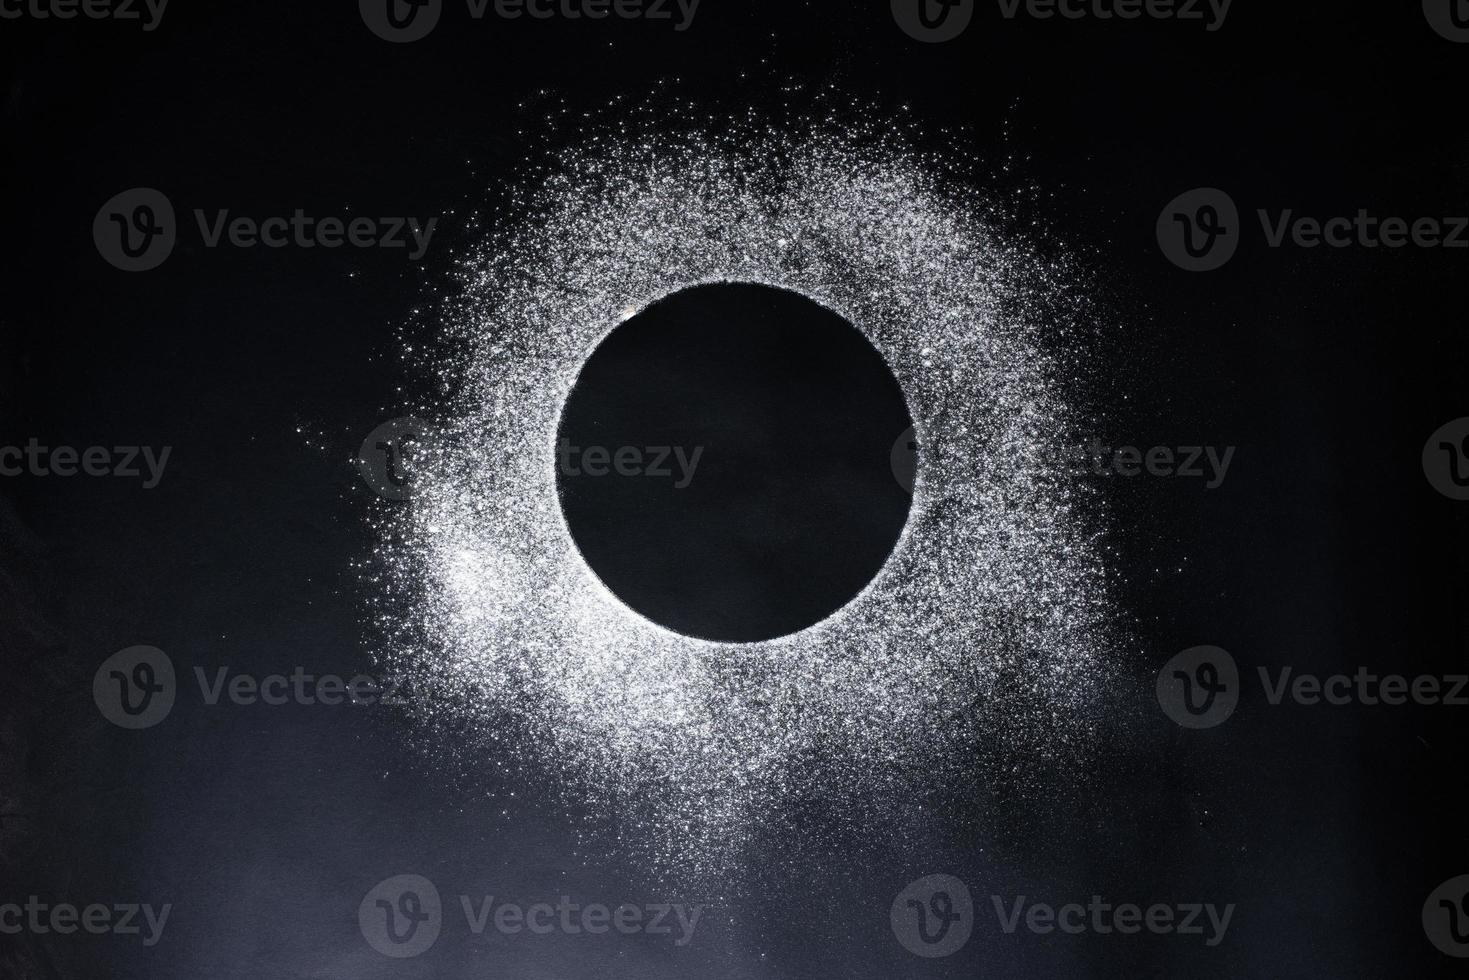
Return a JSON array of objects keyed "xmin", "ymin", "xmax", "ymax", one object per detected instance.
[{"xmin": 556, "ymin": 282, "xmax": 914, "ymax": 643}]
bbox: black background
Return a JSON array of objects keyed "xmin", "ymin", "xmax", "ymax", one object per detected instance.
[{"xmin": 1, "ymin": 1, "xmax": 1467, "ymax": 977}]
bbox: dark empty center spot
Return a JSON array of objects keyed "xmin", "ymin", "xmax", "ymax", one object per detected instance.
[{"xmin": 556, "ymin": 282, "xmax": 915, "ymax": 642}]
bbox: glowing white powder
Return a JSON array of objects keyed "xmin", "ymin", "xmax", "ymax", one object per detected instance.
[{"xmin": 367, "ymin": 119, "xmax": 1117, "ymax": 878}]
